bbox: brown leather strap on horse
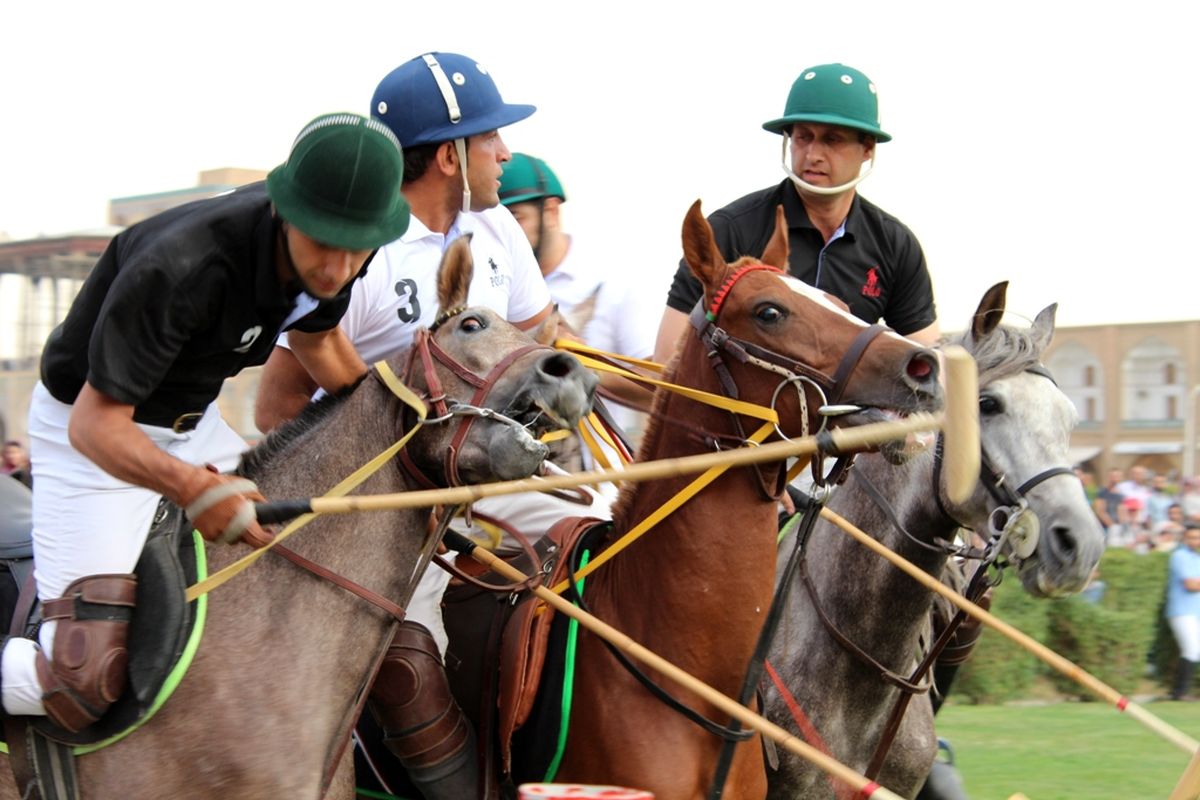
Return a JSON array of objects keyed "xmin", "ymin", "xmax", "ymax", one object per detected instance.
[
  {"xmin": 861, "ymin": 568, "xmax": 994, "ymax": 781},
  {"xmin": 798, "ymin": 555, "xmax": 929, "ymax": 695},
  {"xmin": 271, "ymin": 545, "xmax": 407, "ymax": 621}
]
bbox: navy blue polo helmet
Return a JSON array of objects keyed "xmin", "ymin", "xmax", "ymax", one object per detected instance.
[{"xmin": 370, "ymin": 52, "xmax": 536, "ymax": 147}]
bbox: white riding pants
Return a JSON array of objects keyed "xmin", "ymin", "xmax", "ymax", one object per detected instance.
[
  {"xmin": 2, "ymin": 382, "xmax": 246, "ymax": 715},
  {"xmin": 1170, "ymin": 614, "xmax": 1200, "ymax": 662}
]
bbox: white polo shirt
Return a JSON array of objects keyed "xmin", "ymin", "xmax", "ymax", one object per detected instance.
[{"xmin": 280, "ymin": 205, "xmax": 550, "ymax": 362}]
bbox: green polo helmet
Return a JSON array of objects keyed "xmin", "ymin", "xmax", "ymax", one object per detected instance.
[
  {"xmin": 762, "ymin": 64, "xmax": 891, "ymax": 142},
  {"xmin": 267, "ymin": 113, "xmax": 410, "ymax": 251},
  {"xmin": 499, "ymin": 153, "xmax": 566, "ymax": 206}
]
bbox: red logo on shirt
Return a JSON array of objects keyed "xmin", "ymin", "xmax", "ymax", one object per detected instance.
[{"xmin": 861, "ymin": 267, "xmax": 882, "ymax": 298}]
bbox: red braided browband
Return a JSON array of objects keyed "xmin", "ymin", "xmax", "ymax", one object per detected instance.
[{"xmin": 707, "ymin": 262, "xmax": 784, "ymax": 321}]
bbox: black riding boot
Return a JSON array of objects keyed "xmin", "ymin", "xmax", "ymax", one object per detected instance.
[{"xmin": 1173, "ymin": 659, "xmax": 1196, "ymax": 700}]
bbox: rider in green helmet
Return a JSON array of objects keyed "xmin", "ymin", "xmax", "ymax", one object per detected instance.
[
  {"xmin": 655, "ymin": 62, "xmax": 940, "ymax": 371},
  {"xmin": 1, "ymin": 113, "xmax": 405, "ymax": 732},
  {"xmin": 499, "ymin": 152, "xmax": 566, "ymax": 266}
]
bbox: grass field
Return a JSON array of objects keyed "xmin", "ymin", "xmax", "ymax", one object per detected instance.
[{"xmin": 935, "ymin": 699, "xmax": 1200, "ymax": 799}]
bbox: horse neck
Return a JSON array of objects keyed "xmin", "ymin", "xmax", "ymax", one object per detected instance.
[
  {"xmin": 241, "ymin": 378, "xmax": 426, "ymax": 598},
  {"xmin": 793, "ymin": 452, "xmax": 953, "ymax": 678},
  {"xmin": 598, "ymin": 335, "xmax": 780, "ymax": 654}
]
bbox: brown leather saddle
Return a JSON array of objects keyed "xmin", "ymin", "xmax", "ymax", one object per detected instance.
[{"xmin": 443, "ymin": 515, "xmax": 608, "ymax": 791}]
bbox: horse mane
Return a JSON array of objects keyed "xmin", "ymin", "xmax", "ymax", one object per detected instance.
[
  {"xmin": 237, "ymin": 376, "xmax": 366, "ymax": 480},
  {"xmin": 948, "ymin": 321, "xmax": 1046, "ymax": 386}
]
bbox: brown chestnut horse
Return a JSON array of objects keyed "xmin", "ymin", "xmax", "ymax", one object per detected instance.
[
  {"xmin": 0, "ymin": 240, "xmax": 596, "ymax": 800},
  {"xmin": 511, "ymin": 202, "xmax": 943, "ymax": 799}
]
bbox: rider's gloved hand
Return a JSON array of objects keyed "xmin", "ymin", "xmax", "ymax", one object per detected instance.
[{"xmin": 181, "ymin": 464, "xmax": 273, "ymax": 548}]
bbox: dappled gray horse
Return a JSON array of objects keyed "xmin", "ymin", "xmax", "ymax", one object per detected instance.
[
  {"xmin": 764, "ymin": 282, "xmax": 1104, "ymax": 799},
  {"xmin": 0, "ymin": 238, "xmax": 596, "ymax": 800}
]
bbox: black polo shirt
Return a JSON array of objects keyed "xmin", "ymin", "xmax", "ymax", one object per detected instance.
[
  {"xmin": 41, "ymin": 182, "xmax": 367, "ymax": 427},
  {"xmin": 665, "ymin": 180, "xmax": 936, "ymax": 336}
]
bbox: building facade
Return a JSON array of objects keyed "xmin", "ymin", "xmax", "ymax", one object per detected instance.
[{"xmin": 1045, "ymin": 320, "xmax": 1200, "ymax": 478}]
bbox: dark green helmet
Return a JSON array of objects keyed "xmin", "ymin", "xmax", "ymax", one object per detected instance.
[
  {"xmin": 499, "ymin": 153, "xmax": 565, "ymax": 206},
  {"xmin": 266, "ymin": 113, "xmax": 410, "ymax": 251},
  {"xmin": 762, "ymin": 63, "xmax": 891, "ymax": 142}
]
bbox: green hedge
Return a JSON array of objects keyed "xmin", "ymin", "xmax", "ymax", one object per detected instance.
[{"xmin": 954, "ymin": 549, "xmax": 1172, "ymax": 703}]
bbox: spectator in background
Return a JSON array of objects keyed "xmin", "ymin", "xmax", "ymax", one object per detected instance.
[
  {"xmin": 1180, "ymin": 478, "xmax": 1200, "ymax": 525},
  {"xmin": 1147, "ymin": 473, "xmax": 1175, "ymax": 526},
  {"xmin": 1094, "ymin": 468, "xmax": 1125, "ymax": 543},
  {"xmin": 1166, "ymin": 527, "xmax": 1200, "ymax": 700},
  {"xmin": 2, "ymin": 441, "xmax": 32, "ymax": 489},
  {"xmin": 1153, "ymin": 504, "xmax": 1187, "ymax": 552},
  {"xmin": 498, "ymin": 152, "xmax": 656, "ymax": 436},
  {"xmin": 1117, "ymin": 465, "xmax": 1153, "ymax": 526}
]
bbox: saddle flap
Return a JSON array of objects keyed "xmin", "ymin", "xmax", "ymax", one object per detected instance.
[
  {"xmin": 497, "ymin": 516, "xmax": 603, "ymax": 772},
  {"xmin": 29, "ymin": 499, "xmax": 202, "ymax": 746}
]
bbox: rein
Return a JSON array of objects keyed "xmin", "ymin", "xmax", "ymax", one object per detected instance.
[{"xmin": 185, "ymin": 360, "xmax": 430, "ymax": 601}]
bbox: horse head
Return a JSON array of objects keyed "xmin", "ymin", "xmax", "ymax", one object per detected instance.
[
  {"xmin": 949, "ymin": 281, "xmax": 1104, "ymax": 596},
  {"xmin": 679, "ymin": 200, "xmax": 942, "ymax": 443},
  {"xmin": 396, "ymin": 236, "xmax": 597, "ymax": 486}
]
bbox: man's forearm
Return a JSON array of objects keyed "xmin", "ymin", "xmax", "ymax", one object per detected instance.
[
  {"xmin": 68, "ymin": 383, "xmax": 207, "ymax": 505},
  {"xmin": 289, "ymin": 328, "xmax": 368, "ymax": 395}
]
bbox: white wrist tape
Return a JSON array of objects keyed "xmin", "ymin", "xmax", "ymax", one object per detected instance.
[{"xmin": 185, "ymin": 479, "xmax": 260, "ymax": 543}]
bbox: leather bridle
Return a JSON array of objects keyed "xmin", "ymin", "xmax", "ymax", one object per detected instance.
[
  {"xmin": 397, "ymin": 310, "xmax": 554, "ymax": 489},
  {"xmin": 687, "ymin": 262, "xmax": 888, "ymax": 498}
]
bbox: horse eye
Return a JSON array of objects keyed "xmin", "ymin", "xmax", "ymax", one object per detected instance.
[
  {"xmin": 754, "ymin": 304, "xmax": 786, "ymax": 325},
  {"xmin": 979, "ymin": 395, "xmax": 1003, "ymax": 415},
  {"xmin": 459, "ymin": 315, "xmax": 486, "ymax": 333}
]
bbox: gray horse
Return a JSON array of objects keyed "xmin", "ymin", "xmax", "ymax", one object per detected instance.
[
  {"xmin": 764, "ymin": 282, "xmax": 1105, "ymax": 799},
  {"xmin": 0, "ymin": 239, "xmax": 596, "ymax": 800}
]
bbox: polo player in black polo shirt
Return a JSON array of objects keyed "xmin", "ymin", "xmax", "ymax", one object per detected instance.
[{"xmin": 1, "ymin": 112, "xmax": 410, "ymax": 732}]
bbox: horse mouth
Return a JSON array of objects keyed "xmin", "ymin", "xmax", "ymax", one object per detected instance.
[
  {"xmin": 505, "ymin": 398, "xmax": 576, "ymax": 442},
  {"xmin": 828, "ymin": 406, "xmax": 934, "ymax": 465}
]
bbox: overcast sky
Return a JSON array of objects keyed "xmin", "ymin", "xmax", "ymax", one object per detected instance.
[{"xmin": 3, "ymin": 0, "xmax": 1196, "ymax": 330}]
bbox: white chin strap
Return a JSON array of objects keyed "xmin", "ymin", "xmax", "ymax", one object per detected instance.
[
  {"xmin": 421, "ymin": 53, "xmax": 473, "ymax": 213},
  {"xmin": 454, "ymin": 138, "xmax": 471, "ymax": 212},
  {"xmin": 780, "ymin": 136, "xmax": 876, "ymax": 196}
]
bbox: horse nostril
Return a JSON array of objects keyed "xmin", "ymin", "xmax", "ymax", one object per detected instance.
[
  {"xmin": 1051, "ymin": 525, "xmax": 1076, "ymax": 557},
  {"xmin": 538, "ymin": 352, "xmax": 578, "ymax": 379},
  {"xmin": 906, "ymin": 352, "xmax": 937, "ymax": 382}
]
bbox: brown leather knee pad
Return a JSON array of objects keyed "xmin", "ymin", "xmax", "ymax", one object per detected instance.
[
  {"xmin": 36, "ymin": 574, "xmax": 137, "ymax": 732},
  {"xmin": 368, "ymin": 620, "xmax": 471, "ymax": 770}
]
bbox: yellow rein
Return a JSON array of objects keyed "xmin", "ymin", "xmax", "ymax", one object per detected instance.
[
  {"xmin": 187, "ymin": 342, "xmax": 789, "ymax": 601},
  {"xmin": 185, "ymin": 361, "xmax": 427, "ymax": 601},
  {"xmin": 542, "ymin": 339, "xmax": 790, "ymax": 596}
]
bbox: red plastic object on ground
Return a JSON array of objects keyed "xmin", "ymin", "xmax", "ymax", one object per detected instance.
[{"xmin": 518, "ymin": 784, "xmax": 655, "ymax": 799}]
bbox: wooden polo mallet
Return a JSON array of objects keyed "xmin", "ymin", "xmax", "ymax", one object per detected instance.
[{"xmin": 255, "ymin": 347, "xmax": 981, "ymax": 526}]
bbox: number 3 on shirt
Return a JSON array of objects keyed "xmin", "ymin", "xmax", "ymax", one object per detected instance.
[{"xmin": 394, "ymin": 278, "xmax": 421, "ymax": 323}]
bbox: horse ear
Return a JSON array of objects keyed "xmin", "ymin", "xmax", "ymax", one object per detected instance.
[
  {"xmin": 759, "ymin": 205, "xmax": 789, "ymax": 270},
  {"xmin": 529, "ymin": 305, "xmax": 563, "ymax": 346},
  {"xmin": 1030, "ymin": 302, "xmax": 1058, "ymax": 353},
  {"xmin": 970, "ymin": 281, "xmax": 1008, "ymax": 341},
  {"xmin": 437, "ymin": 234, "xmax": 474, "ymax": 312},
  {"xmin": 681, "ymin": 200, "xmax": 727, "ymax": 295}
]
